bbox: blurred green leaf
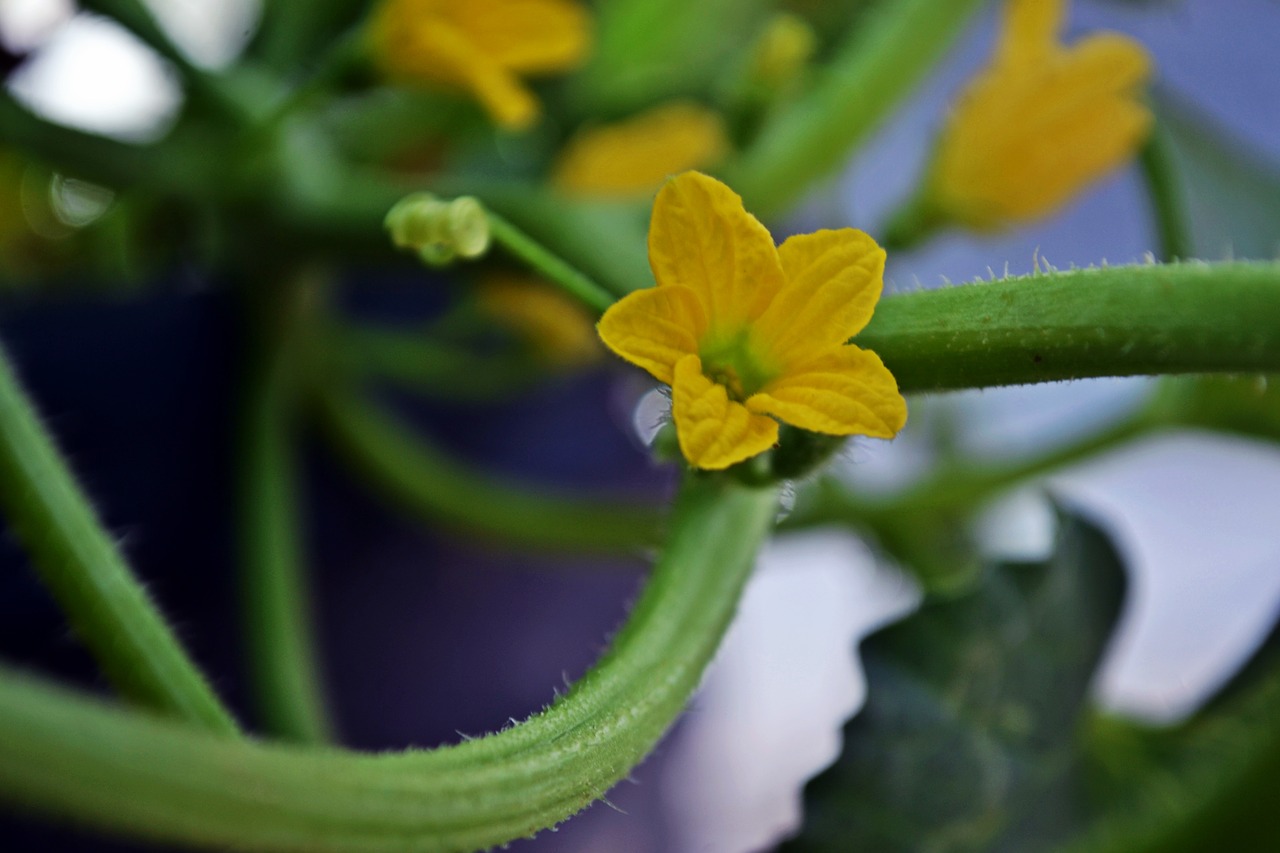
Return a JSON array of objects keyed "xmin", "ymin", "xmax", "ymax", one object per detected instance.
[
  {"xmin": 783, "ymin": 508, "xmax": 1126, "ymax": 852},
  {"xmin": 1156, "ymin": 91, "xmax": 1280, "ymax": 260},
  {"xmin": 1070, "ymin": 618, "xmax": 1280, "ymax": 853},
  {"xmin": 568, "ymin": 0, "xmax": 771, "ymax": 115}
]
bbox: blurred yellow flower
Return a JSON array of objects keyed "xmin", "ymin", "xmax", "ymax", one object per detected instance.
[
  {"xmin": 598, "ymin": 172, "xmax": 906, "ymax": 470},
  {"xmin": 368, "ymin": 0, "xmax": 590, "ymax": 131},
  {"xmin": 477, "ymin": 274, "xmax": 600, "ymax": 367},
  {"xmin": 929, "ymin": 0, "xmax": 1153, "ymax": 229},
  {"xmin": 551, "ymin": 102, "xmax": 728, "ymax": 197}
]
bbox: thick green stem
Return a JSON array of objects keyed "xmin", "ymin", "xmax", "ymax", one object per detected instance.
[
  {"xmin": 0, "ymin": 475, "xmax": 778, "ymax": 852},
  {"xmin": 316, "ymin": 387, "xmax": 664, "ymax": 554},
  {"xmin": 728, "ymin": 0, "xmax": 985, "ymax": 217},
  {"xmin": 485, "ymin": 211, "xmax": 617, "ymax": 314},
  {"xmin": 0, "ymin": 343, "xmax": 238, "ymax": 735},
  {"xmin": 237, "ymin": 282, "xmax": 334, "ymax": 744},
  {"xmin": 1139, "ymin": 124, "xmax": 1195, "ymax": 262},
  {"xmin": 861, "ymin": 261, "xmax": 1280, "ymax": 393}
]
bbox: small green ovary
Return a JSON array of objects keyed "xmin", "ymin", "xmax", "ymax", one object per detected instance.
[{"xmin": 699, "ymin": 330, "xmax": 777, "ymax": 401}]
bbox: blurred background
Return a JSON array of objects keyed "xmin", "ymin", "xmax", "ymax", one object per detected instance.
[{"xmin": 1, "ymin": 1, "xmax": 1279, "ymax": 851}]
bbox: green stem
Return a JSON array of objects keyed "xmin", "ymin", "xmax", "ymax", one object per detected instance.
[
  {"xmin": 786, "ymin": 406, "xmax": 1158, "ymax": 532},
  {"xmin": 237, "ymin": 282, "xmax": 333, "ymax": 744},
  {"xmin": 728, "ymin": 0, "xmax": 985, "ymax": 217},
  {"xmin": 0, "ymin": 343, "xmax": 238, "ymax": 735},
  {"xmin": 0, "ymin": 475, "xmax": 779, "ymax": 853},
  {"xmin": 1138, "ymin": 123, "xmax": 1195, "ymax": 262},
  {"xmin": 315, "ymin": 387, "xmax": 664, "ymax": 554},
  {"xmin": 861, "ymin": 261, "xmax": 1280, "ymax": 393},
  {"xmin": 485, "ymin": 210, "xmax": 617, "ymax": 314}
]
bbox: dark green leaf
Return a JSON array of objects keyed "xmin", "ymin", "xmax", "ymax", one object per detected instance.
[
  {"xmin": 1068, "ymin": 619, "xmax": 1280, "ymax": 853},
  {"xmin": 783, "ymin": 508, "xmax": 1126, "ymax": 852}
]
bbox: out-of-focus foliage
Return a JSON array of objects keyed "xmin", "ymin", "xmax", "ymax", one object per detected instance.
[
  {"xmin": 1157, "ymin": 93, "xmax": 1280, "ymax": 261},
  {"xmin": 783, "ymin": 509, "xmax": 1126, "ymax": 852}
]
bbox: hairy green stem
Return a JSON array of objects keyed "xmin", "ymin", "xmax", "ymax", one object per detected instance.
[
  {"xmin": 861, "ymin": 261, "xmax": 1280, "ymax": 393},
  {"xmin": 315, "ymin": 387, "xmax": 664, "ymax": 554},
  {"xmin": 485, "ymin": 210, "xmax": 617, "ymax": 314},
  {"xmin": 237, "ymin": 283, "xmax": 333, "ymax": 744},
  {"xmin": 0, "ymin": 475, "xmax": 778, "ymax": 852},
  {"xmin": 0, "ymin": 343, "xmax": 238, "ymax": 734},
  {"xmin": 1139, "ymin": 124, "xmax": 1195, "ymax": 262},
  {"xmin": 728, "ymin": 0, "xmax": 985, "ymax": 217}
]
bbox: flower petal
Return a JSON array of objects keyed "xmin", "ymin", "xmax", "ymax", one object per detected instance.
[
  {"xmin": 597, "ymin": 285, "xmax": 706, "ymax": 384},
  {"xmin": 998, "ymin": 0, "xmax": 1064, "ymax": 67},
  {"xmin": 552, "ymin": 103, "xmax": 728, "ymax": 197},
  {"xmin": 673, "ymin": 355, "xmax": 779, "ymax": 470},
  {"xmin": 377, "ymin": 18, "xmax": 539, "ymax": 130},
  {"xmin": 747, "ymin": 346, "xmax": 906, "ymax": 438},
  {"xmin": 751, "ymin": 229, "xmax": 886, "ymax": 366},
  {"xmin": 648, "ymin": 172, "xmax": 786, "ymax": 332},
  {"xmin": 454, "ymin": 0, "xmax": 591, "ymax": 74}
]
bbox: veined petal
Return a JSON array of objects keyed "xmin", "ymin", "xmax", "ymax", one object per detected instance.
[
  {"xmin": 673, "ymin": 355, "xmax": 779, "ymax": 470},
  {"xmin": 648, "ymin": 172, "xmax": 786, "ymax": 332},
  {"xmin": 751, "ymin": 229, "xmax": 886, "ymax": 366},
  {"xmin": 747, "ymin": 346, "xmax": 906, "ymax": 438},
  {"xmin": 454, "ymin": 0, "xmax": 591, "ymax": 73},
  {"xmin": 997, "ymin": 0, "xmax": 1064, "ymax": 67},
  {"xmin": 597, "ymin": 285, "xmax": 706, "ymax": 384}
]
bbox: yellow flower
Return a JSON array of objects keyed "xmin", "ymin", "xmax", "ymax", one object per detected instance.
[
  {"xmin": 551, "ymin": 102, "xmax": 728, "ymax": 197},
  {"xmin": 477, "ymin": 273, "xmax": 600, "ymax": 367},
  {"xmin": 929, "ymin": 0, "xmax": 1153, "ymax": 229},
  {"xmin": 368, "ymin": 0, "xmax": 590, "ymax": 131},
  {"xmin": 598, "ymin": 172, "xmax": 907, "ymax": 470}
]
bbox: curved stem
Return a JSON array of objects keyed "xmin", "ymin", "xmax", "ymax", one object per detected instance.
[
  {"xmin": 316, "ymin": 386, "xmax": 665, "ymax": 554},
  {"xmin": 237, "ymin": 282, "xmax": 333, "ymax": 744},
  {"xmin": 1138, "ymin": 123, "xmax": 1195, "ymax": 262},
  {"xmin": 862, "ymin": 261, "xmax": 1280, "ymax": 393},
  {"xmin": 0, "ymin": 343, "xmax": 239, "ymax": 735},
  {"xmin": 728, "ymin": 0, "xmax": 985, "ymax": 217},
  {"xmin": 485, "ymin": 210, "xmax": 617, "ymax": 314},
  {"xmin": 0, "ymin": 475, "xmax": 779, "ymax": 853}
]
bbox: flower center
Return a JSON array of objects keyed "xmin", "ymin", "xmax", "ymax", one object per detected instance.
[{"xmin": 699, "ymin": 330, "xmax": 774, "ymax": 402}]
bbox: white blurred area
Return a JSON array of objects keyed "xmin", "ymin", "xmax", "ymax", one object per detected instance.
[
  {"xmin": 0, "ymin": 0, "xmax": 257, "ymax": 141},
  {"xmin": 5, "ymin": 2, "xmax": 1280, "ymax": 852}
]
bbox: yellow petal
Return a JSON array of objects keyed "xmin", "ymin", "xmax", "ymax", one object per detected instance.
[
  {"xmin": 648, "ymin": 172, "xmax": 786, "ymax": 333},
  {"xmin": 552, "ymin": 103, "xmax": 728, "ymax": 197},
  {"xmin": 673, "ymin": 355, "xmax": 779, "ymax": 470},
  {"xmin": 751, "ymin": 229, "xmax": 886, "ymax": 367},
  {"xmin": 997, "ymin": 0, "xmax": 1064, "ymax": 67},
  {"xmin": 747, "ymin": 346, "xmax": 906, "ymax": 438},
  {"xmin": 453, "ymin": 0, "xmax": 591, "ymax": 73},
  {"xmin": 597, "ymin": 285, "xmax": 707, "ymax": 384},
  {"xmin": 370, "ymin": 9, "xmax": 540, "ymax": 130},
  {"xmin": 478, "ymin": 274, "xmax": 599, "ymax": 367},
  {"xmin": 934, "ymin": 27, "xmax": 1153, "ymax": 228}
]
